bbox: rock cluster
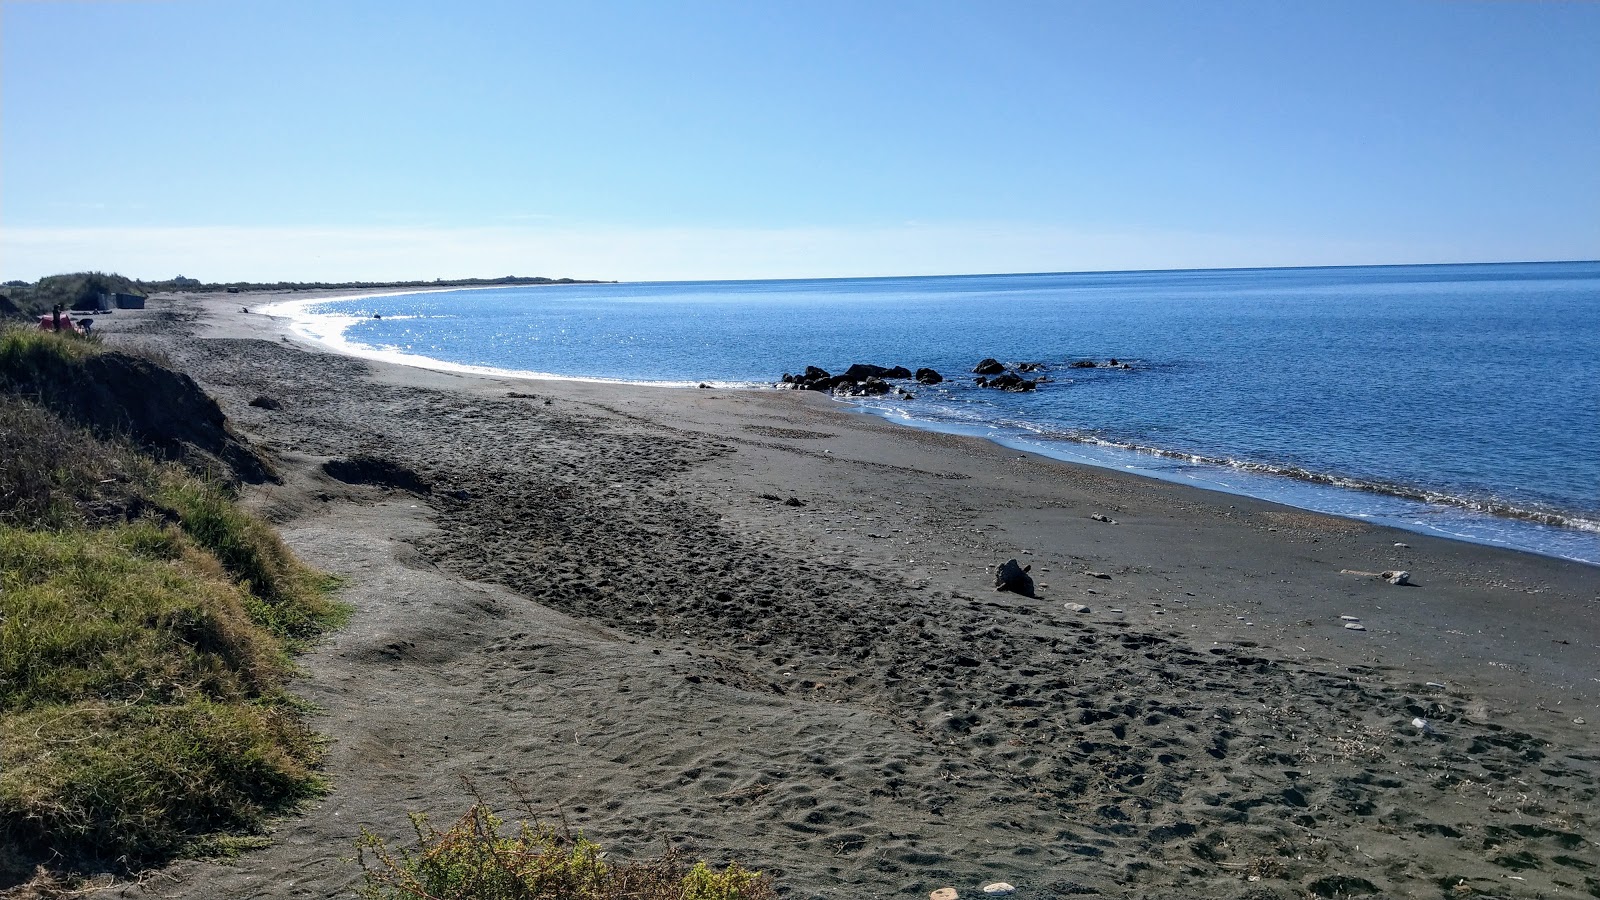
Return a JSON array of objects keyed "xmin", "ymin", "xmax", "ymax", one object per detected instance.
[
  {"xmin": 781, "ymin": 355, "xmax": 1131, "ymax": 396},
  {"xmin": 778, "ymin": 363, "xmax": 923, "ymax": 397},
  {"xmin": 970, "ymin": 357, "xmax": 1044, "ymax": 391}
]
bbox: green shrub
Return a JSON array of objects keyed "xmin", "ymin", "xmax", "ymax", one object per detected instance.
[{"xmin": 358, "ymin": 803, "xmax": 775, "ymax": 900}]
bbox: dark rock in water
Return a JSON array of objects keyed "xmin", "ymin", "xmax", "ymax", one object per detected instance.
[
  {"xmin": 994, "ymin": 558, "xmax": 1035, "ymax": 596},
  {"xmin": 778, "ymin": 365, "xmax": 839, "ymax": 391},
  {"xmin": 322, "ymin": 456, "xmax": 431, "ymax": 494},
  {"xmin": 973, "ymin": 358, "xmax": 1006, "ymax": 375},
  {"xmin": 915, "ymin": 367, "xmax": 944, "ymax": 385},
  {"xmin": 785, "ymin": 362, "xmax": 919, "ymax": 393},
  {"xmin": 978, "ymin": 372, "xmax": 1039, "ymax": 392},
  {"xmin": 1017, "ymin": 362, "xmax": 1044, "ymax": 372},
  {"xmin": 248, "ymin": 395, "xmax": 281, "ymax": 410},
  {"xmin": 698, "ymin": 383, "xmax": 712, "ymax": 389},
  {"xmin": 1069, "ymin": 360, "xmax": 1097, "ymax": 369},
  {"xmin": 842, "ymin": 363, "xmax": 890, "ymax": 381},
  {"xmin": 842, "ymin": 362, "xmax": 912, "ymax": 381},
  {"xmin": 1107, "ymin": 358, "xmax": 1119, "ymax": 367}
]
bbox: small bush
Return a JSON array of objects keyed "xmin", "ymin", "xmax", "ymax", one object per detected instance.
[{"xmin": 358, "ymin": 802, "xmax": 775, "ymax": 900}]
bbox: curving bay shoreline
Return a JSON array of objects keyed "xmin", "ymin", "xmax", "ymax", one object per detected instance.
[{"xmin": 100, "ymin": 291, "xmax": 1599, "ymax": 900}]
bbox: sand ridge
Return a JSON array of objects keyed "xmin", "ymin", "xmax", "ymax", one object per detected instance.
[{"xmin": 99, "ymin": 295, "xmax": 1598, "ymax": 899}]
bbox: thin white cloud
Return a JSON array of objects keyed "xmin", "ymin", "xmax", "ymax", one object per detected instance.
[{"xmin": 0, "ymin": 222, "xmax": 1573, "ymax": 284}]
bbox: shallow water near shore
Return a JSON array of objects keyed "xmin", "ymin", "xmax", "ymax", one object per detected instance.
[{"xmin": 270, "ymin": 261, "xmax": 1600, "ymax": 564}]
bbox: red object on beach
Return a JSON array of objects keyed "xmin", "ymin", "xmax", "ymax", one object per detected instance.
[{"xmin": 36, "ymin": 313, "xmax": 84, "ymax": 334}]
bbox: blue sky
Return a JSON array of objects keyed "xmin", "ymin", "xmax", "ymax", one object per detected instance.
[{"xmin": 3, "ymin": 1, "xmax": 1597, "ymax": 281}]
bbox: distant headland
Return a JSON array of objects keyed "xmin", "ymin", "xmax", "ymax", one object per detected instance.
[{"xmin": 0, "ymin": 271, "xmax": 612, "ymax": 319}]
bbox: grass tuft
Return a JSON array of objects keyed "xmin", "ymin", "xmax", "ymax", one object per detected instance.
[
  {"xmin": 357, "ymin": 800, "xmax": 775, "ymax": 900},
  {"xmin": 0, "ymin": 326, "xmax": 102, "ymax": 372},
  {"xmin": 153, "ymin": 475, "xmax": 347, "ymax": 642}
]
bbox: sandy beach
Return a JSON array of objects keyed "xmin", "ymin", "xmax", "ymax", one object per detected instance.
[{"xmin": 98, "ymin": 292, "xmax": 1598, "ymax": 900}]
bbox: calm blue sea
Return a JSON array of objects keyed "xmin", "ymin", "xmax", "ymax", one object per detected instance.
[{"xmin": 273, "ymin": 262, "xmax": 1600, "ymax": 564}]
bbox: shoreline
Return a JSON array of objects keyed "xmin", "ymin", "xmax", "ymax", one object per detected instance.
[
  {"xmin": 264, "ymin": 286, "xmax": 1599, "ymax": 566},
  {"xmin": 90, "ymin": 290, "xmax": 1600, "ymax": 899}
]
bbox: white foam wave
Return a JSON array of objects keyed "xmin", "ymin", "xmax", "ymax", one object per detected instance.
[{"xmin": 258, "ymin": 292, "xmax": 758, "ymax": 390}]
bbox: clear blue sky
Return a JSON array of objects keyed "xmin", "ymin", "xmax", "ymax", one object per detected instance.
[{"xmin": 3, "ymin": 0, "xmax": 1597, "ymax": 281}]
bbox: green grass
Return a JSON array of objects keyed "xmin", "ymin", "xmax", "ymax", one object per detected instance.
[
  {"xmin": 153, "ymin": 475, "xmax": 348, "ymax": 643},
  {"xmin": 0, "ymin": 387, "xmax": 345, "ymax": 881},
  {"xmin": 357, "ymin": 803, "xmax": 775, "ymax": 900},
  {"xmin": 0, "ymin": 524, "xmax": 284, "ymax": 710},
  {"xmin": 0, "ymin": 520, "xmax": 337, "ymax": 873},
  {"xmin": 0, "ymin": 324, "xmax": 102, "ymax": 371},
  {"xmin": 1, "ymin": 699, "xmax": 324, "ymax": 867}
]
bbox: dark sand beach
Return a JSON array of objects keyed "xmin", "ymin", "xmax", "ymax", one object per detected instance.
[{"xmin": 99, "ymin": 293, "xmax": 1598, "ymax": 900}]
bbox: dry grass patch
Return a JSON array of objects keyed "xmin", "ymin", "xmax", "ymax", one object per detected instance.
[{"xmin": 358, "ymin": 801, "xmax": 775, "ymax": 900}]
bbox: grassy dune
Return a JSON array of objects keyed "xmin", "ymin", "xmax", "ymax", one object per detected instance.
[{"xmin": 0, "ymin": 327, "xmax": 344, "ymax": 882}]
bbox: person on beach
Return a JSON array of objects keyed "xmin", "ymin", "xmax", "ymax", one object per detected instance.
[{"xmin": 51, "ymin": 304, "xmax": 63, "ymax": 332}]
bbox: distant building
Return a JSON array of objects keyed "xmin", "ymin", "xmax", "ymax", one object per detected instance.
[{"xmin": 100, "ymin": 292, "xmax": 146, "ymax": 309}]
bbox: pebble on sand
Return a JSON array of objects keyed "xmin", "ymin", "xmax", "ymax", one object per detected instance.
[
  {"xmin": 930, "ymin": 889, "xmax": 959, "ymax": 900},
  {"xmin": 1340, "ymin": 615, "xmax": 1361, "ymax": 622},
  {"xmin": 982, "ymin": 884, "xmax": 1016, "ymax": 896},
  {"xmin": 1344, "ymin": 622, "xmax": 1368, "ymax": 631},
  {"xmin": 1063, "ymin": 602, "xmax": 1092, "ymax": 613}
]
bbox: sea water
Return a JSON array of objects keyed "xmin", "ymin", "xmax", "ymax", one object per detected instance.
[{"xmin": 271, "ymin": 262, "xmax": 1600, "ymax": 564}]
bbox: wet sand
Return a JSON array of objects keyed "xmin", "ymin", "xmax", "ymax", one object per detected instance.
[{"xmin": 102, "ymin": 293, "xmax": 1598, "ymax": 900}]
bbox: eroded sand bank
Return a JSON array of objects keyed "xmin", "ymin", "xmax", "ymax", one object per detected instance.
[{"xmin": 102, "ymin": 293, "xmax": 1598, "ymax": 900}]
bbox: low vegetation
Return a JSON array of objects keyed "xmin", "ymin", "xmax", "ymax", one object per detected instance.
[
  {"xmin": 0, "ymin": 271, "xmax": 146, "ymax": 317},
  {"xmin": 358, "ymin": 800, "xmax": 774, "ymax": 900},
  {"xmin": 0, "ymin": 329, "xmax": 344, "ymax": 885},
  {"xmin": 0, "ymin": 271, "xmax": 609, "ymax": 318}
]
